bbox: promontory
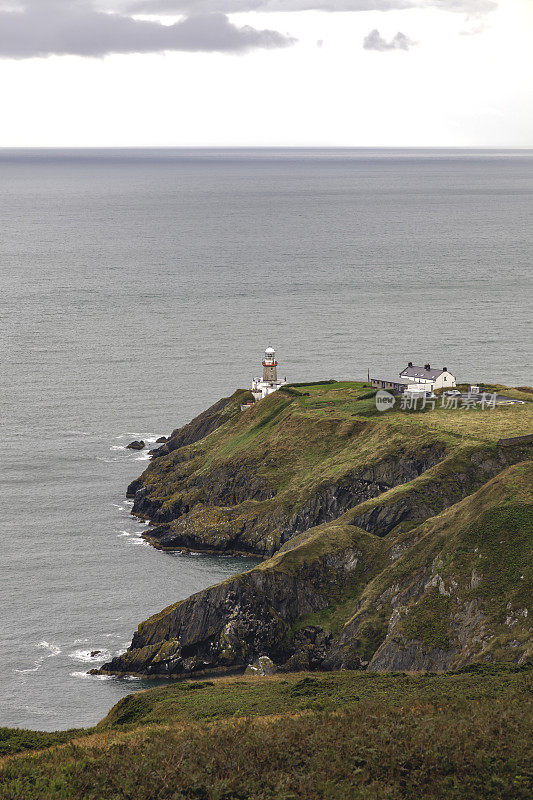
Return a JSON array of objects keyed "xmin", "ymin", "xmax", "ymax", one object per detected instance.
[{"xmin": 100, "ymin": 381, "xmax": 533, "ymax": 678}]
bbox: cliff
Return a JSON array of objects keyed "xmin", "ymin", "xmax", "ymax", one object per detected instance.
[{"xmin": 102, "ymin": 381, "xmax": 532, "ymax": 677}]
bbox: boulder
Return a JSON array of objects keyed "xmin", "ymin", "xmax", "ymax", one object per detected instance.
[
  {"xmin": 244, "ymin": 656, "xmax": 277, "ymax": 677},
  {"xmin": 126, "ymin": 440, "xmax": 145, "ymax": 450},
  {"xmin": 90, "ymin": 650, "xmax": 102, "ymax": 658},
  {"xmin": 156, "ymin": 436, "xmax": 168, "ymax": 444}
]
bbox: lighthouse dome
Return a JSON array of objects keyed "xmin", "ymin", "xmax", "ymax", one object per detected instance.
[{"xmin": 265, "ymin": 347, "xmax": 275, "ymax": 354}]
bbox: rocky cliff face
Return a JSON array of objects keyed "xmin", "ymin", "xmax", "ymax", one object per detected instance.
[{"xmin": 101, "ymin": 382, "xmax": 533, "ymax": 677}]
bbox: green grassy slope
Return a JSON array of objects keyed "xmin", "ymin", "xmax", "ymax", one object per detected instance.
[
  {"xmin": 0, "ymin": 727, "xmax": 87, "ymax": 757},
  {"xmin": 1, "ymin": 667, "xmax": 531, "ymax": 800}
]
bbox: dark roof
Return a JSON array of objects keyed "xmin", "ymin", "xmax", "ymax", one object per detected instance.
[{"xmin": 400, "ymin": 365, "xmax": 447, "ymax": 380}]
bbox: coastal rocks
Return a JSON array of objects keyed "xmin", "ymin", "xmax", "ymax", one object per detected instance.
[
  {"xmin": 99, "ymin": 544, "xmax": 364, "ymax": 678},
  {"xmin": 126, "ymin": 440, "xmax": 145, "ymax": 450},
  {"xmin": 245, "ymin": 656, "xmax": 277, "ymax": 676},
  {"xmin": 155, "ymin": 436, "xmax": 168, "ymax": 444},
  {"xmin": 126, "ymin": 477, "xmax": 144, "ymax": 498}
]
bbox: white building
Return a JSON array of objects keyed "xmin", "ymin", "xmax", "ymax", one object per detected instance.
[
  {"xmin": 399, "ymin": 362, "xmax": 456, "ymax": 391},
  {"xmin": 251, "ymin": 347, "xmax": 288, "ymax": 400},
  {"xmin": 372, "ymin": 362, "xmax": 457, "ymax": 395}
]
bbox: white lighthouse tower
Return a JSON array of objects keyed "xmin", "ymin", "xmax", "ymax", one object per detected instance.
[
  {"xmin": 262, "ymin": 347, "xmax": 277, "ymax": 382},
  {"xmin": 251, "ymin": 346, "xmax": 287, "ymax": 401}
]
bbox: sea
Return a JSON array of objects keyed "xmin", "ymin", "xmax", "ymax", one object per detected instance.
[{"xmin": 1, "ymin": 148, "xmax": 531, "ymax": 731}]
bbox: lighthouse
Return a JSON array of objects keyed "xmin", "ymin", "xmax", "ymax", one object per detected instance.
[
  {"xmin": 251, "ymin": 346, "xmax": 287, "ymax": 401},
  {"xmin": 262, "ymin": 347, "xmax": 278, "ymax": 382}
]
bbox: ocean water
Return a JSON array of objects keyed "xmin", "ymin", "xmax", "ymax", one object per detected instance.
[{"xmin": 1, "ymin": 148, "xmax": 531, "ymax": 731}]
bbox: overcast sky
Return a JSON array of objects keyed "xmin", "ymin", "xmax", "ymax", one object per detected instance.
[{"xmin": 0, "ymin": 0, "xmax": 531, "ymax": 146}]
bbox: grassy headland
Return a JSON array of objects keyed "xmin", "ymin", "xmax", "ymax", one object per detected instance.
[{"xmin": 99, "ymin": 380, "xmax": 531, "ymax": 678}]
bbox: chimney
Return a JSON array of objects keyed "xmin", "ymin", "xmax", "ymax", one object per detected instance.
[
  {"xmin": 424, "ymin": 363, "xmax": 430, "ymax": 370},
  {"xmin": 442, "ymin": 367, "xmax": 447, "ymax": 372},
  {"xmin": 408, "ymin": 361, "xmax": 413, "ymax": 367}
]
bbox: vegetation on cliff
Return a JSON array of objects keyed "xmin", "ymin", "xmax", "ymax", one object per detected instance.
[
  {"xmin": 1, "ymin": 666, "xmax": 531, "ymax": 799},
  {"xmin": 102, "ymin": 380, "xmax": 532, "ymax": 678}
]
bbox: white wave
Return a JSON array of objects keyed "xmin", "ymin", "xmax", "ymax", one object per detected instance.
[
  {"xmin": 70, "ymin": 671, "xmax": 111, "ymax": 681},
  {"xmin": 110, "ymin": 445, "xmax": 126, "ymax": 451},
  {"xmin": 64, "ymin": 430, "xmax": 92, "ymax": 436},
  {"xmin": 96, "ymin": 456, "xmax": 132, "ymax": 463},
  {"xmin": 124, "ymin": 500, "xmax": 134, "ymax": 507},
  {"xmin": 134, "ymin": 453, "xmax": 151, "ymax": 461},
  {"xmin": 14, "ymin": 664, "xmax": 42, "ymax": 674},
  {"xmin": 38, "ymin": 641, "xmax": 61, "ymax": 656},
  {"xmin": 68, "ymin": 648, "xmax": 112, "ymax": 663},
  {"xmin": 15, "ymin": 641, "xmax": 61, "ymax": 673},
  {"xmin": 73, "ymin": 638, "xmax": 89, "ymax": 645},
  {"xmin": 116, "ymin": 432, "xmax": 157, "ymax": 439},
  {"xmin": 117, "ymin": 531, "xmax": 131, "ymax": 537}
]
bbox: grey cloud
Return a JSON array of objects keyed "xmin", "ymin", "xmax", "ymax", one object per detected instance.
[
  {"xmin": 0, "ymin": 1, "xmax": 295, "ymax": 58},
  {"xmin": 127, "ymin": 0, "xmax": 412, "ymax": 11},
  {"xmin": 124, "ymin": 0, "xmax": 496, "ymax": 14},
  {"xmin": 363, "ymin": 28, "xmax": 415, "ymax": 50}
]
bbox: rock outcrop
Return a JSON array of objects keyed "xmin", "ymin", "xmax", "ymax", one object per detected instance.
[
  {"xmin": 245, "ymin": 656, "xmax": 277, "ymax": 676},
  {"xmin": 126, "ymin": 440, "xmax": 145, "ymax": 450}
]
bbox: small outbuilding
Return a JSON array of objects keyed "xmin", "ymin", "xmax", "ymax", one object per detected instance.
[{"xmin": 371, "ymin": 376, "xmax": 411, "ymax": 392}]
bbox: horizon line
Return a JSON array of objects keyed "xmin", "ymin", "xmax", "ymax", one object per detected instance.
[{"xmin": 0, "ymin": 145, "xmax": 532, "ymax": 150}]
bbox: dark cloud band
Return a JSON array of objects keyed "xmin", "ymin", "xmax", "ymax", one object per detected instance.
[{"xmin": 0, "ymin": 3, "xmax": 295, "ymax": 58}]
